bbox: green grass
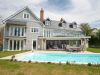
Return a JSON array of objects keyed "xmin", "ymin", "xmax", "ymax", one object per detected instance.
[
  {"xmin": 0, "ymin": 51, "xmax": 30, "ymax": 58},
  {"xmin": 87, "ymin": 48, "xmax": 100, "ymax": 53},
  {"xmin": 0, "ymin": 60, "xmax": 100, "ymax": 75}
]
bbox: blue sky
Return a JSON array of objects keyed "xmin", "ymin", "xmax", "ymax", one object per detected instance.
[
  {"xmin": 47, "ymin": 0, "xmax": 73, "ymax": 10},
  {"xmin": 0, "ymin": 0, "xmax": 100, "ymax": 28}
]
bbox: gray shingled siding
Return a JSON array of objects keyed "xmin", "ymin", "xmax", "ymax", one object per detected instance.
[
  {"xmin": 3, "ymin": 7, "xmax": 89, "ymax": 51},
  {"xmin": 11, "ymin": 9, "xmax": 37, "ymax": 21},
  {"xmin": 25, "ymin": 21, "xmax": 42, "ymax": 50}
]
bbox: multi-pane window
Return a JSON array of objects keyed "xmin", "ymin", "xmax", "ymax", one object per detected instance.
[
  {"xmin": 23, "ymin": 13, "xmax": 30, "ymax": 19},
  {"xmin": 9, "ymin": 40, "xmax": 24, "ymax": 50},
  {"xmin": 31, "ymin": 28, "xmax": 39, "ymax": 33},
  {"xmin": 9, "ymin": 26, "xmax": 25, "ymax": 37},
  {"xmin": 45, "ymin": 21, "xmax": 50, "ymax": 25}
]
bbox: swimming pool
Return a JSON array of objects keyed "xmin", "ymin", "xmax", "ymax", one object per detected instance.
[{"xmin": 17, "ymin": 53, "xmax": 100, "ymax": 64}]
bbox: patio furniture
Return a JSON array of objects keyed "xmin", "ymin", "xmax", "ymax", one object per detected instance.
[
  {"xmin": 65, "ymin": 45, "xmax": 73, "ymax": 52},
  {"xmin": 77, "ymin": 45, "xmax": 84, "ymax": 52},
  {"xmin": 65, "ymin": 45, "xmax": 84, "ymax": 52}
]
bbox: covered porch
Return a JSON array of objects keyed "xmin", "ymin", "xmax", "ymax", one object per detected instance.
[{"xmin": 38, "ymin": 36, "xmax": 90, "ymax": 51}]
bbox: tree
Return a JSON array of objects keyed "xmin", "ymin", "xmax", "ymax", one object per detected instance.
[{"xmin": 80, "ymin": 23, "xmax": 92, "ymax": 36}]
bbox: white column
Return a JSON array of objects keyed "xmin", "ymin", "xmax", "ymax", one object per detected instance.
[
  {"xmin": 8, "ymin": 40, "xmax": 10, "ymax": 50},
  {"xmin": 12, "ymin": 40, "xmax": 14, "ymax": 50},
  {"xmin": 24, "ymin": 27, "xmax": 26, "ymax": 36},
  {"xmin": 41, "ymin": 39, "xmax": 43, "ymax": 50},
  {"xmin": 84, "ymin": 39, "xmax": 87, "ymax": 50},
  {"xmin": 43, "ymin": 39, "xmax": 46, "ymax": 50},
  {"xmin": 13, "ymin": 27, "xmax": 15, "ymax": 36},
  {"xmin": 15, "ymin": 40, "xmax": 17, "ymax": 50},
  {"xmin": 20, "ymin": 27, "xmax": 22, "ymax": 36},
  {"xmin": 17, "ymin": 27, "xmax": 18, "ymax": 36},
  {"xmin": 19, "ymin": 40, "xmax": 21, "ymax": 50},
  {"xmin": 23, "ymin": 40, "xmax": 25, "ymax": 50},
  {"xmin": 9, "ymin": 27, "xmax": 11, "ymax": 36}
]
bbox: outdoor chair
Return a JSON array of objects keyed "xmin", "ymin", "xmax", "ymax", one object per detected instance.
[
  {"xmin": 77, "ymin": 45, "xmax": 84, "ymax": 52},
  {"xmin": 65, "ymin": 45, "xmax": 73, "ymax": 52}
]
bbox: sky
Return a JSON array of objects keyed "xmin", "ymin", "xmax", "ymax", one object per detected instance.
[{"xmin": 0, "ymin": 0, "xmax": 100, "ymax": 28}]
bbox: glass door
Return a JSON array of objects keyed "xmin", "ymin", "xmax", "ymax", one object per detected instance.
[{"xmin": 33, "ymin": 40, "xmax": 36, "ymax": 50}]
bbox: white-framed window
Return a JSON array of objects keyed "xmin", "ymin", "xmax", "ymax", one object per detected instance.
[
  {"xmin": 31, "ymin": 27, "xmax": 39, "ymax": 33},
  {"xmin": 23, "ymin": 12, "xmax": 30, "ymax": 19},
  {"xmin": 45, "ymin": 21, "xmax": 50, "ymax": 25}
]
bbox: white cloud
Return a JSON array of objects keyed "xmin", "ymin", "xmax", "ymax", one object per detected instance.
[
  {"xmin": 43, "ymin": 0, "xmax": 100, "ymax": 24},
  {"xmin": 0, "ymin": 0, "xmax": 100, "ymax": 28}
]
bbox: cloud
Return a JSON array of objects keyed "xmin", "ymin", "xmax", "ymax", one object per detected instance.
[
  {"xmin": 0, "ymin": 0, "xmax": 47, "ymax": 18},
  {"xmin": 43, "ymin": 0, "xmax": 100, "ymax": 25},
  {"xmin": 0, "ymin": 0, "xmax": 100, "ymax": 28}
]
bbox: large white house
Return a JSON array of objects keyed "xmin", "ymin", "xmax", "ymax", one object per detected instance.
[{"xmin": 2, "ymin": 6, "xmax": 90, "ymax": 51}]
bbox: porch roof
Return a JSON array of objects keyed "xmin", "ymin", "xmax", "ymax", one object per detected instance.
[
  {"xmin": 38, "ymin": 36, "xmax": 91, "ymax": 40},
  {"xmin": 4, "ymin": 36, "xmax": 26, "ymax": 40},
  {"xmin": 6, "ymin": 19, "xmax": 27, "ymax": 25}
]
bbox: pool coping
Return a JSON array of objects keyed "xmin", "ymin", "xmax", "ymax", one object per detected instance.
[
  {"xmin": 0, "ymin": 51, "xmax": 100, "ymax": 65},
  {"xmin": 0, "ymin": 50, "xmax": 100, "ymax": 59}
]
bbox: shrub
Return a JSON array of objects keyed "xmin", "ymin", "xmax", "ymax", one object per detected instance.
[
  {"xmin": 10, "ymin": 55, "xmax": 15, "ymax": 61},
  {"xmin": 47, "ymin": 62, "xmax": 51, "ymax": 64},
  {"xmin": 66, "ymin": 61, "xmax": 70, "ymax": 65},
  {"xmin": 88, "ymin": 63, "xmax": 92, "ymax": 66},
  {"xmin": 28, "ymin": 60, "xmax": 31, "ymax": 63},
  {"xmin": 14, "ymin": 59, "xmax": 17, "ymax": 62}
]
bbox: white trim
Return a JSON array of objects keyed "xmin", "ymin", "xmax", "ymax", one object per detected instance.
[
  {"xmin": 39, "ymin": 36, "xmax": 91, "ymax": 40},
  {"xmin": 3, "ymin": 6, "xmax": 40, "ymax": 22},
  {"xmin": 12, "ymin": 40, "xmax": 14, "ymax": 50},
  {"xmin": 19, "ymin": 40, "xmax": 21, "ymax": 50},
  {"xmin": 23, "ymin": 12, "xmax": 30, "ymax": 19},
  {"xmin": 3, "ymin": 26, "xmax": 5, "ymax": 51},
  {"xmin": 30, "ymin": 27, "xmax": 39, "ymax": 33},
  {"xmin": 8, "ymin": 39, "xmax": 10, "ymax": 50}
]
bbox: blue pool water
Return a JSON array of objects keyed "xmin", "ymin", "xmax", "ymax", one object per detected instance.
[{"xmin": 18, "ymin": 53, "xmax": 100, "ymax": 64}]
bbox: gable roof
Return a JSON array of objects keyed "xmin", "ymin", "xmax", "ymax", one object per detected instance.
[{"xmin": 3, "ymin": 6, "xmax": 40, "ymax": 22}]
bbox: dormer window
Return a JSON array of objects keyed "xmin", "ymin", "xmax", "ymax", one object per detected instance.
[
  {"xmin": 23, "ymin": 13, "xmax": 30, "ymax": 19},
  {"xmin": 73, "ymin": 22, "xmax": 77, "ymax": 28},
  {"xmin": 58, "ymin": 23, "xmax": 62, "ymax": 27},
  {"xmin": 45, "ymin": 21, "xmax": 50, "ymax": 25},
  {"xmin": 45, "ymin": 18, "xmax": 50, "ymax": 25},
  {"xmin": 69, "ymin": 23, "xmax": 73, "ymax": 28}
]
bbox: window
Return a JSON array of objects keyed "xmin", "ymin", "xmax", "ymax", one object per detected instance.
[
  {"xmin": 33, "ymin": 40, "xmax": 36, "ymax": 49},
  {"xmin": 58, "ymin": 23, "xmax": 62, "ymax": 27},
  {"xmin": 45, "ymin": 21, "xmax": 50, "ymax": 25},
  {"xmin": 14, "ymin": 27, "xmax": 17, "ymax": 36},
  {"xmin": 10, "ymin": 27, "xmax": 13, "ymax": 36},
  {"xmin": 69, "ymin": 23, "xmax": 73, "ymax": 28},
  {"xmin": 23, "ymin": 13, "xmax": 30, "ymax": 19},
  {"xmin": 22, "ymin": 28, "xmax": 24, "ymax": 36},
  {"xmin": 10, "ymin": 40, "xmax": 12, "ymax": 50},
  {"xmin": 31, "ymin": 28, "xmax": 39, "ymax": 33}
]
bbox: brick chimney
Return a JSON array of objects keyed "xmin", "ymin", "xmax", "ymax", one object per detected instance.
[{"xmin": 40, "ymin": 8, "xmax": 44, "ymax": 22}]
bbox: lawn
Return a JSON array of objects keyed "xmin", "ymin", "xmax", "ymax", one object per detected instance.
[
  {"xmin": 87, "ymin": 48, "xmax": 100, "ymax": 53},
  {"xmin": 0, "ymin": 60, "xmax": 100, "ymax": 75},
  {"xmin": 0, "ymin": 51, "xmax": 30, "ymax": 58}
]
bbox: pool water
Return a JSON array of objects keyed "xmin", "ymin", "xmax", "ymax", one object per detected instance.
[{"xmin": 18, "ymin": 53, "xmax": 100, "ymax": 64}]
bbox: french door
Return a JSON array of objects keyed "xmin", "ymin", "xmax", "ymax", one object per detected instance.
[{"xmin": 32, "ymin": 40, "xmax": 36, "ymax": 50}]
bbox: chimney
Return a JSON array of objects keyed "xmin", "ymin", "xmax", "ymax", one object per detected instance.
[{"xmin": 40, "ymin": 8, "xmax": 44, "ymax": 22}]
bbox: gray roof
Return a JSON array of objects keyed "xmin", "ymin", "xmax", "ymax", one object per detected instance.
[{"xmin": 43, "ymin": 19, "xmax": 82, "ymax": 31}]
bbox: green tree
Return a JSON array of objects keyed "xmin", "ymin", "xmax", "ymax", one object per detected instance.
[{"xmin": 80, "ymin": 23, "xmax": 92, "ymax": 36}]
